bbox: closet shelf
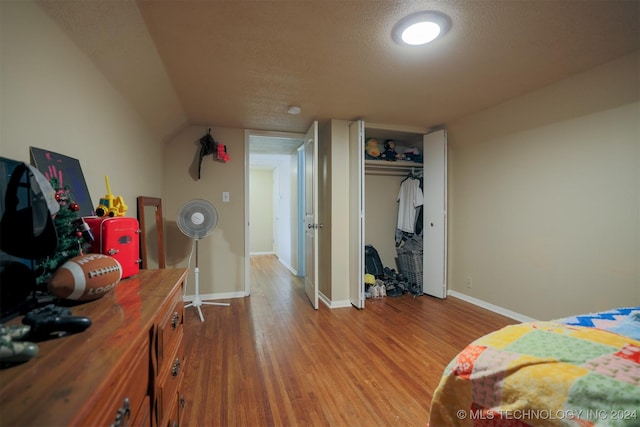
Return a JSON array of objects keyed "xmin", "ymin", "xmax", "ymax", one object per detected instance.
[{"xmin": 364, "ymin": 160, "xmax": 423, "ymax": 176}]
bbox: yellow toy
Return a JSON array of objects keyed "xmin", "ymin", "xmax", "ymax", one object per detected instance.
[
  {"xmin": 95, "ymin": 176, "xmax": 128, "ymax": 217},
  {"xmin": 365, "ymin": 138, "xmax": 381, "ymax": 159}
]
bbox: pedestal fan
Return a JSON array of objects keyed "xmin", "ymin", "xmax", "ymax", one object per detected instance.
[{"xmin": 177, "ymin": 199, "xmax": 229, "ymax": 322}]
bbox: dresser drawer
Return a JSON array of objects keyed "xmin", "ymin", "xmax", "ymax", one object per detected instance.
[
  {"xmin": 177, "ymin": 387, "xmax": 187, "ymax": 427},
  {"xmin": 80, "ymin": 340, "xmax": 150, "ymax": 427},
  {"xmin": 165, "ymin": 391, "xmax": 179, "ymax": 427},
  {"xmin": 156, "ymin": 333, "xmax": 185, "ymax": 425},
  {"xmin": 0, "ymin": 269, "xmax": 188, "ymax": 427},
  {"xmin": 165, "ymin": 360, "xmax": 188, "ymax": 427},
  {"xmin": 161, "ymin": 375, "xmax": 187, "ymax": 427},
  {"xmin": 156, "ymin": 286, "xmax": 184, "ymax": 371},
  {"xmin": 132, "ymin": 395, "xmax": 151, "ymax": 427}
]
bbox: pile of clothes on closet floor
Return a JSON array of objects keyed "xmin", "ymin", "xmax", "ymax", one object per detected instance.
[{"xmin": 364, "ymin": 244, "xmax": 422, "ymax": 298}]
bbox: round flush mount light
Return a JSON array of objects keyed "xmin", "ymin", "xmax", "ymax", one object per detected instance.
[
  {"xmin": 287, "ymin": 105, "xmax": 301, "ymax": 115},
  {"xmin": 392, "ymin": 11, "xmax": 451, "ymax": 46}
]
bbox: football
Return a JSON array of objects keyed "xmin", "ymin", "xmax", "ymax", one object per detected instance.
[{"xmin": 48, "ymin": 253, "xmax": 122, "ymax": 301}]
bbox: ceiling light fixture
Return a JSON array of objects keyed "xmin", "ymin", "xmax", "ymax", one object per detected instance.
[
  {"xmin": 287, "ymin": 105, "xmax": 301, "ymax": 115},
  {"xmin": 392, "ymin": 11, "xmax": 451, "ymax": 46}
]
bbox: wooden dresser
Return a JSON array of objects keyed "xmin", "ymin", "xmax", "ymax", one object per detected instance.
[{"xmin": 0, "ymin": 268, "xmax": 188, "ymax": 427}]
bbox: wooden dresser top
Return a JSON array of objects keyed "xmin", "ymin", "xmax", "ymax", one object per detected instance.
[{"xmin": 0, "ymin": 268, "xmax": 188, "ymax": 427}]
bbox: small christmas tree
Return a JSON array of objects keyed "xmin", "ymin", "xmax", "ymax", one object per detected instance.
[{"xmin": 35, "ymin": 177, "xmax": 91, "ymax": 288}]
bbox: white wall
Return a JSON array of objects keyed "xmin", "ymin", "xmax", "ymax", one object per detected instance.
[
  {"xmin": 1, "ymin": 1, "xmax": 163, "ymax": 219},
  {"xmin": 448, "ymin": 52, "xmax": 639, "ymax": 320},
  {"xmin": 289, "ymin": 152, "xmax": 300, "ymax": 274},
  {"xmin": 249, "ymin": 168, "xmax": 274, "ymax": 254},
  {"xmin": 273, "ymin": 156, "xmax": 293, "ymax": 269},
  {"xmin": 313, "ymin": 119, "xmax": 359, "ymax": 305},
  {"xmin": 164, "ymin": 125, "xmax": 246, "ymax": 298}
]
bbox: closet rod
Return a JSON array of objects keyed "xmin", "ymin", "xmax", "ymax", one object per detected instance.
[
  {"xmin": 365, "ymin": 170, "xmax": 411, "ymax": 177},
  {"xmin": 364, "ymin": 161, "xmax": 423, "ymax": 177}
]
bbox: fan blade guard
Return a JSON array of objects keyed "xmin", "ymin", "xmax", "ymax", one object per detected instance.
[{"xmin": 177, "ymin": 199, "xmax": 218, "ymax": 239}]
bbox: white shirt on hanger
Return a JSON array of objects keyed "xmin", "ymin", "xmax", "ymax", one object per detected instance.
[{"xmin": 397, "ymin": 178, "xmax": 423, "ymax": 233}]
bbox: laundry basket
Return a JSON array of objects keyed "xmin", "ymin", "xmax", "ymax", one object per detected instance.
[{"xmin": 396, "ymin": 249, "xmax": 423, "ymax": 294}]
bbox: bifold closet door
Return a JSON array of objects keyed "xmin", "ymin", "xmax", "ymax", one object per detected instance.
[
  {"xmin": 349, "ymin": 120, "xmax": 365, "ymax": 309},
  {"xmin": 423, "ymin": 129, "xmax": 447, "ymax": 298}
]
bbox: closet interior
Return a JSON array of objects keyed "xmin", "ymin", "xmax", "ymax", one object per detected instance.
[{"xmin": 364, "ymin": 126, "xmax": 426, "ymax": 295}]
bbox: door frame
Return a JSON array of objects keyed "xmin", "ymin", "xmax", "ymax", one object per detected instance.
[{"xmin": 244, "ymin": 129, "xmax": 306, "ymax": 297}]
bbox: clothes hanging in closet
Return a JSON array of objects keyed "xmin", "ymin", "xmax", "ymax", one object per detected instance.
[{"xmin": 396, "ymin": 175, "xmax": 423, "ymax": 234}]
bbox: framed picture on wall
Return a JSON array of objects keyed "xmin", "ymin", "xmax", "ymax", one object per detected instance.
[{"xmin": 30, "ymin": 147, "xmax": 95, "ymax": 217}]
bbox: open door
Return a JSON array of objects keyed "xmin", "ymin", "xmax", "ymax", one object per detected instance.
[
  {"xmin": 349, "ymin": 120, "xmax": 365, "ymax": 308},
  {"xmin": 423, "ymin": 129, "xmax": 447, "ymax": 298},
  {"xmin": 304, "ymin": 121, "xmax": 319, "ymax": 309}
]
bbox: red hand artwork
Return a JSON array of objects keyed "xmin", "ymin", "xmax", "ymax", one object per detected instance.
[{"xmin": 46, "ymin": 164, "xmax": 64, "ymax": 186}]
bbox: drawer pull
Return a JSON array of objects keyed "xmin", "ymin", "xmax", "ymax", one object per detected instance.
[
  {"xmin": 171, "ymin": 312, "xmax": 180, "ymax": 329},
  {"xmin": 110, "ymin": 397, "xmax": 130, "ymax": 427},
  {"xmin": 172, "ymin": 358, "xmax": 181, "ymax": 377},
  {"xmin": 180, "ymin": 395, "xmax": 186, "ymax": 408}
]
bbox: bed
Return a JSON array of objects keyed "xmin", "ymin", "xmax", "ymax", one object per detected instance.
[{"xmin": 428, "ymin": 307, "xmax": 640, "ymax": 426}]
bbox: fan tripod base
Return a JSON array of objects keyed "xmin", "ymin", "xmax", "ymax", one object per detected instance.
[
  {"xmin": 185, "ymin": 296, "xmax": 230, "ymax": 322},
  {"xmin": 184, "ymin": 239, "xmax": 229, "ymax": 322}
]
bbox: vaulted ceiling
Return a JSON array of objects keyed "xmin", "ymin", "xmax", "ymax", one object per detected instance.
[{"xmin": 39, "ymin": 0, "xmax": 639, "ymax": 143}]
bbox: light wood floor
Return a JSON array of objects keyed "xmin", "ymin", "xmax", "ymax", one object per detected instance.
[{"xmin": 181, "ymin": 255, "xmax": 516, "ymax": 427}]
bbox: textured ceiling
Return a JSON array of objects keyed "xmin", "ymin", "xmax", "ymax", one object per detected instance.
[
  {"xmin": 38, "ymin": 0, "xmax": 639, "ymax": 144},
  {"xmin": 249, "ymin": 135, "xmax": 304, "ymax": 156}
]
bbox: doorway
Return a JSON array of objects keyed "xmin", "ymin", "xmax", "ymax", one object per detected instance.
[{"xmin": 245, "ymin": 130, "xmax": 305, "ymax": 296}]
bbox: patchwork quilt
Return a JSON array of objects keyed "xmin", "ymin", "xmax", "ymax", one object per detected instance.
[
  {"xmin": 428, "ymin": 308, "xmax": 640, "ymax": 427},
  {"xmin": 556, "ymin": 307, "xmax": 640, "ymax": 341}
]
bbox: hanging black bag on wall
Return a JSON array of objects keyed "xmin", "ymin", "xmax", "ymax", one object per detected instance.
[{"xmin": 364, "ymin": 244, "xmax": 385, "ymax": 277}]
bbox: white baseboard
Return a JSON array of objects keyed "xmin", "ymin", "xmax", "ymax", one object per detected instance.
[
  {"xmin": 183, "ymin": 291, "xmax": 245, "ymax": 303},
  {"xmin": 250, "ymin": 251, "xmax": 274, "ymax": 256},
  {"xmin": 447, "ymin": 290, "xmax": 537, "ymax": 323},
  {"xmin": 319, "ymin": 292, "xmax": 352, "ymax": 309},
  {"xmin": 319, "ymin": 292, "xmax": 330, "ymax": 308},
  {"xmin": 277, "ymin": 258, "xmax": 298, "ymax": 276},
  {"xmin": 330, "ymin": 300, "xmax": 353, "ymax": 308}
]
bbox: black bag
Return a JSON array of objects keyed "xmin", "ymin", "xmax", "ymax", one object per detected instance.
[
  {"xmin": 0, "ymin": 162, "xmax": 58, "ymax": 260},
  {"xmin": 364, "ymin": 244, "xmax": 384, "ymax": 277}
]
